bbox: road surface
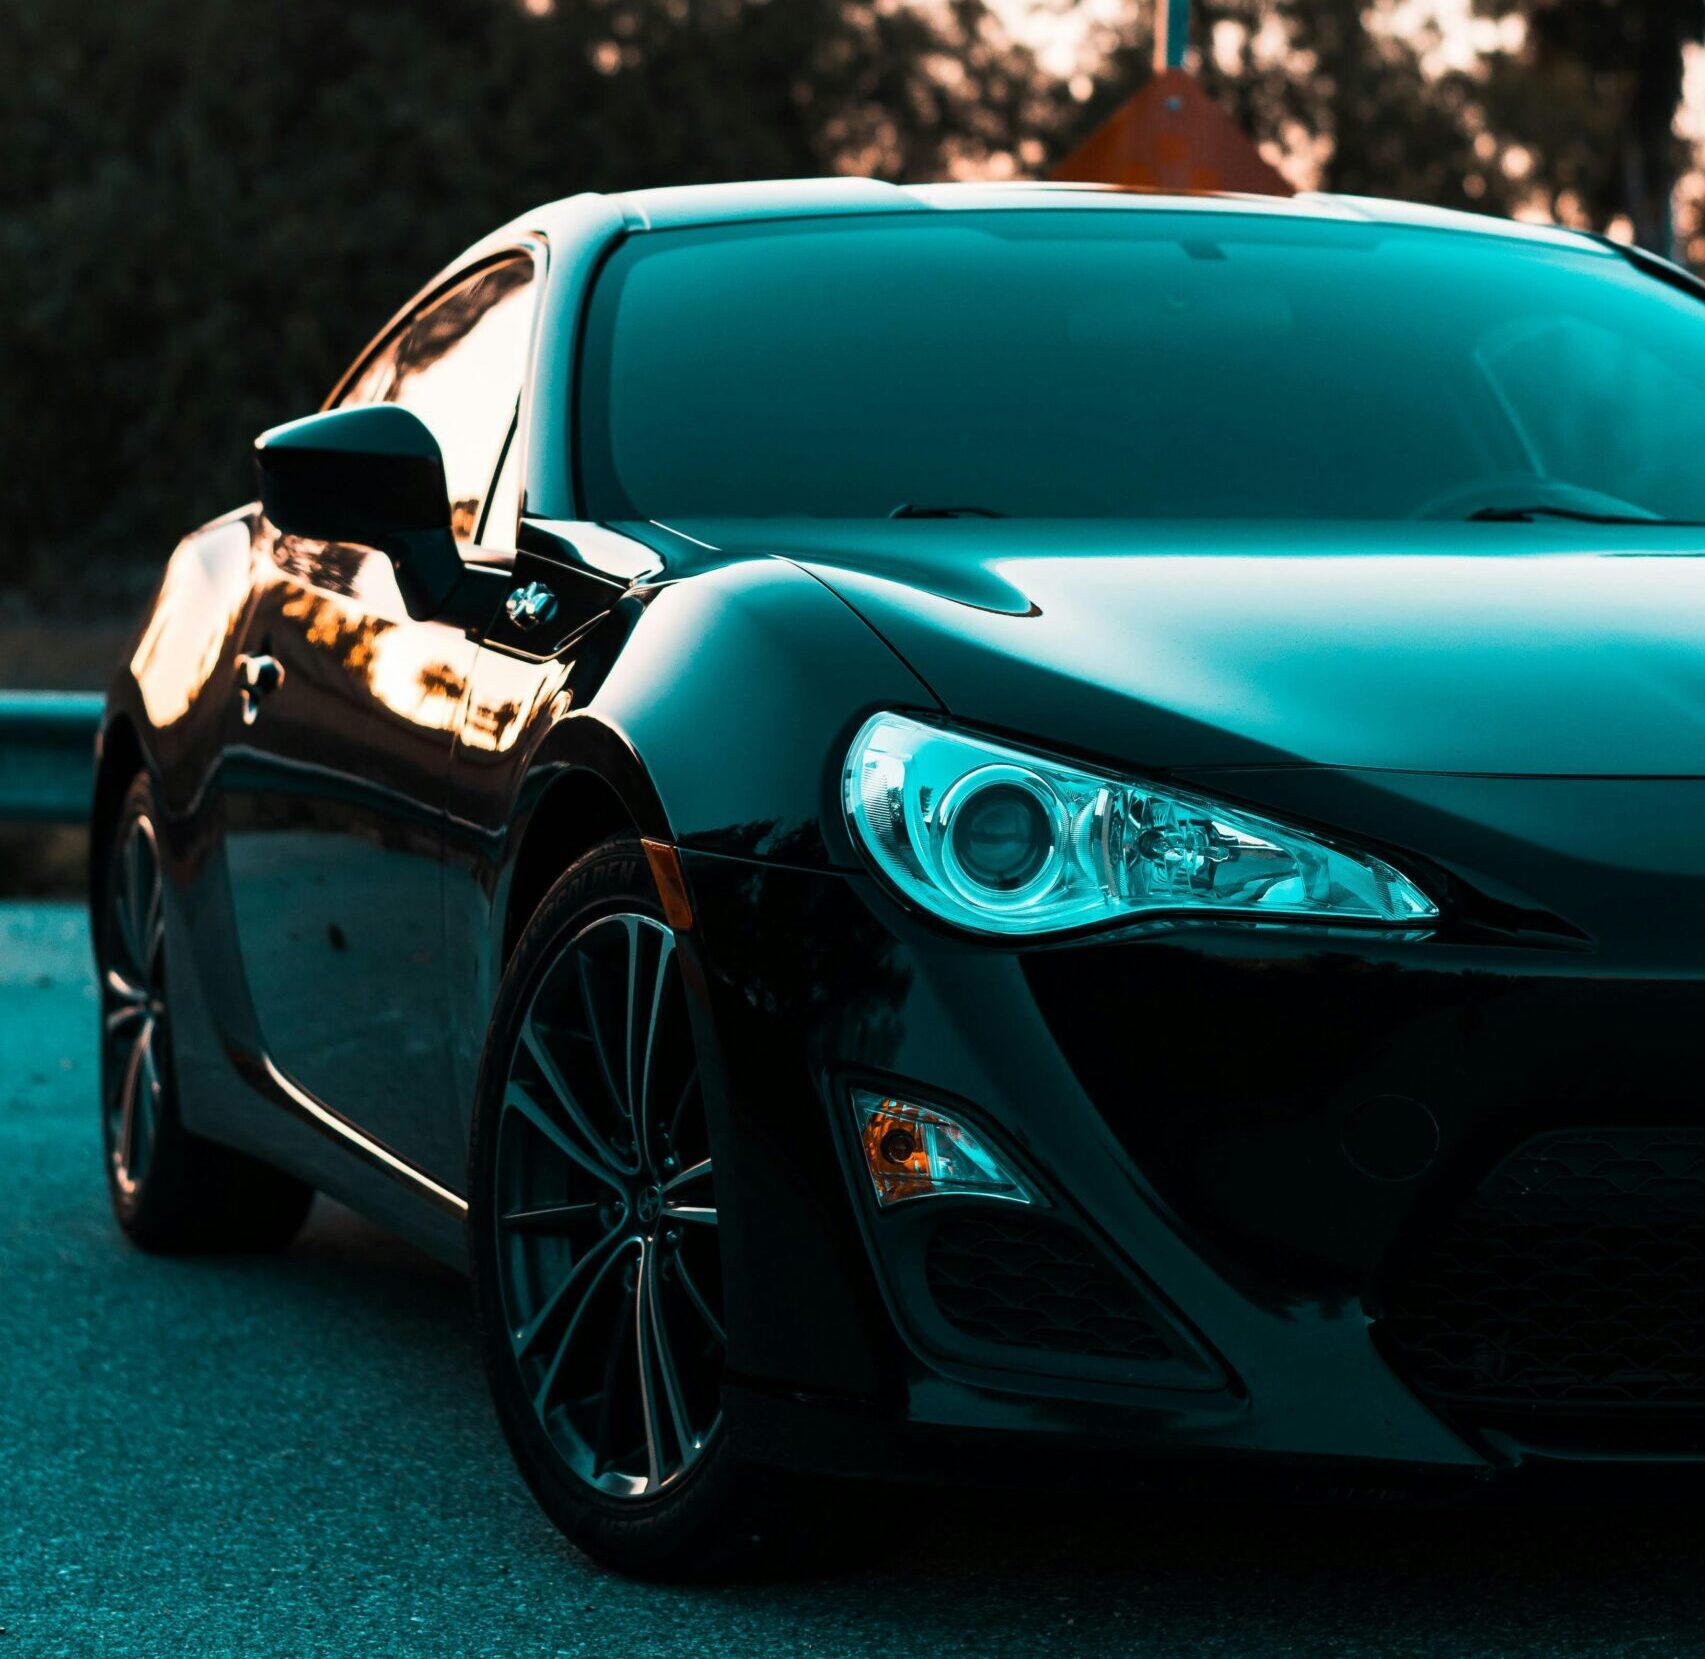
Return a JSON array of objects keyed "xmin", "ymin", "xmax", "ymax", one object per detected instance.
[{"xmin": 4, "ymin": 902, "xmax": 1704, "ymax": 1657}]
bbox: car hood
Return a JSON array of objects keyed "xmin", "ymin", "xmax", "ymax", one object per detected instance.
[{"xmin": 652, "ymin": 519, "xmax": 1705, "ymax": 777}]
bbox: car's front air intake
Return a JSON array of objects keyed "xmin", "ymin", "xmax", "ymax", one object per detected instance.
[
  {"xmin": 925, "ymin": 1212, "xmax": 1190, "ymax": 1364},
  {"xmin": 1380, "ymin": 1127, "xmax": 1705, "ymax": 1412}
]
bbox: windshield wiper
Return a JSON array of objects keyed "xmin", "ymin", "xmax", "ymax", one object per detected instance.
[
  {"xmin": 889, "ymin": 503, "xmax": 1008, "ymax": 519},
  {"xmin": 1467, "ymin": 504, "xmax": 1684, "ymax": 526}
]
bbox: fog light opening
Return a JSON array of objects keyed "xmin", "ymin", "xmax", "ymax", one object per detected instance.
[{"xmin": 853, "ymin": 1089, "xmax": 1033, "ymax": 1209}]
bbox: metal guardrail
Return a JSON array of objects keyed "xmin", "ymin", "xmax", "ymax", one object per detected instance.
[{"xmin": 0, "ymin": 692, "xmax": 102, "ymax": 825}]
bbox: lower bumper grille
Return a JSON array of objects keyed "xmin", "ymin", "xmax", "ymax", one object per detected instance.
[
  {"xmin": 1380, "ymin": 1128, "xmax": 1705, "ymax": 1410},
  {"xmin": 925, "ymin": 1213, "xmax": 1186, "ymax": 1363}
]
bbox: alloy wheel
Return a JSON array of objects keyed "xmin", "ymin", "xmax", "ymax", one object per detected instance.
[
  {"xmin": 494, "ymin": 912, "xmax": 724, "ymax": 1500},
  {"xmin": 102, "ymin": 811, "xmax": 167, "ymax": 1198}
]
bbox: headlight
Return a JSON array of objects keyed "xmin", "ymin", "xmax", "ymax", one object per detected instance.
[{"xmin": 843, "ymin": 712, "xmax": 1437, "ymax": 938}]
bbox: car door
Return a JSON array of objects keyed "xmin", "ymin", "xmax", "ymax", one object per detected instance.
[{"xmin": 221, "ymin": 253, "xmax": 538, "ymax": 1187}]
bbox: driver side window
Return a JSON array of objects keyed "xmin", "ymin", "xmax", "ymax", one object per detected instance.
[{"xmin": 336, "ymin": 255, "xmax": 536, "ymax": 544}]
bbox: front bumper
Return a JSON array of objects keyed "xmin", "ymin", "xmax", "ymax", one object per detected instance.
[{"xmin": 678, "ymin": 772, "xmax": 1705, "ymax": 1484}]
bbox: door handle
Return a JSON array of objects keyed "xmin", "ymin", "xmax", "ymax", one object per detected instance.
[{"xmin": 235, "ymin": 652, "xmax": 284, "ymax": 725}]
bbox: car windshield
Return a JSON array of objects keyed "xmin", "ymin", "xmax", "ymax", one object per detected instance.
[{"xmin": 575, "ymin": 208, "xmax": 1705, "ymax": 523}]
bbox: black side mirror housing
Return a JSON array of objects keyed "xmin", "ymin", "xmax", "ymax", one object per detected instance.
[{"xmin": 254, "ymin": 405, "xmax": 462, "ymax": 618}]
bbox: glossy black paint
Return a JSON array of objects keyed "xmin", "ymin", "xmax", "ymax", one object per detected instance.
[
  {"xmin": 95, "ymin": 181, "xmax": 1705, "ymax": 1488},
  {"xmin": 254, "ymin": 405, "xmax": 463, "ymax": 619}
]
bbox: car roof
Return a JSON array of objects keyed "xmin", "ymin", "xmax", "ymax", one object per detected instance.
[{"xmin": 520, "ymin": 177, "xmax": 1605, "ymax": 256}]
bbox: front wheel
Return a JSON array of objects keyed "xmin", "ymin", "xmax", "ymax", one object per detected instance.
[{"xmin": 470, "ymin": 838, "xmax": 771, "ymax": 1577}]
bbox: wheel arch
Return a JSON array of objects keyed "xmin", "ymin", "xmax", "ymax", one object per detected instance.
[
  {"xmin": 499, "ymin": 765, "xmax": 640, "ymax": 966},
  {"xmin": 89, "ymin": 712, "xmax": 145, "ymax": 930},
  {"xmin": 492, "ymin": 703, "xmax": 678, "ymax": 964},
  {"xmin": 484, "ymin": 548, "xmax": 942, "ymax": 967}
]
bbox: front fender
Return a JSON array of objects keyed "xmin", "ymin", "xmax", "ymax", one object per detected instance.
[
  {"xmin": 464, "ymin": 553, "xmax": 940, "ymax": 879},
  {"xmin": 442, "ymin": 551, "xmax": 939, "ymax": 1137},
  {"xmin": 606, "ymin": 556, "xmax": 940, "ymax": 868}
]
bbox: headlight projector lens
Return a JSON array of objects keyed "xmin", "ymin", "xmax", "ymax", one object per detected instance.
[{"xmin": 941, "ymin": 767, "xmax": 1062, "ymax": 901}]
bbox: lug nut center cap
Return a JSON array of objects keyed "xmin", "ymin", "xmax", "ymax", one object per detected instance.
[{"xmin": 635, "ymin": 1185, "xmax": 663, "ymax": 1227}]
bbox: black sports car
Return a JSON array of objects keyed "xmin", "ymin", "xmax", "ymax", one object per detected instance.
[{"xmin": 96, "ymin": 179, "xmax": 1705, "ymax": 1574}]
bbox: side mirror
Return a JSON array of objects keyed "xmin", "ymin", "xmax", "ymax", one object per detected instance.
[{"xmin": 254, "ymin": 405, "xmax": 462, "ymax": 618}]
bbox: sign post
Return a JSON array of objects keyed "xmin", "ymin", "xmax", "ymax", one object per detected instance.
[
  {"xmin": 1155, "ymin": 0, "xmax": 1191, "ymax": 72},
  {"xmin": 1049, "ymin": 0, "xmax": 1293, "ymax": 196}
]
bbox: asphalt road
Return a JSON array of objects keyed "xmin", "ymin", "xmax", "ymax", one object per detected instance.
[{"xmin": 7, "ymin": 900, "xmax": 1705, "ymax": 1658}]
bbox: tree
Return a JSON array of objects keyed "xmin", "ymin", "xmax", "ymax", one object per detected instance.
[
  {"xmin": 0, "ymin": 0, "xmax": 1046, "ymax": 602},
  {"xmin": 1473, "ymin": 0, "xmax": 1705, "ymax": 255},
  {"xmin": 1048, "ymin": 0, "xmax": 1514, "ymax": 217}
]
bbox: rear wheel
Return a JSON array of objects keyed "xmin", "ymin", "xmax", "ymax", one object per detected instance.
[
  {"xmin": 470, "ymin": 837, "xmax": 774, "ymax": 1577},
  {"xmin": 98, "ymin": 772, "xmax": 314, "ymax": 1253}
]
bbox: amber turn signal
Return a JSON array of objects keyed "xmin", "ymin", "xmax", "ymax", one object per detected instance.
[{"xmin": 853, "ymin": 1089, "xmax": 1032, "ymax": 1209}]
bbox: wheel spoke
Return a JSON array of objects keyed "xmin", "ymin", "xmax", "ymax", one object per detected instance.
[
  {"xmin": 103, "ymin": 813, "xmax": 171, "ymax": 1194},
  {"xmin": 104, "ymin": 1000, "xmax": 148, "ymax": 1039},
  {"xmin": 513, "ymin": 1225, "xmax": 627, "ymax": 1361},
  {"xmin": 589, "ymin": 1303, "xmax": 631, "ymax": 1478},
  {"xmin": 116, "ymin": 1027, "xmax": 146, "ymax": 1177},
  {"xmin": 138, "ymin": 1021, "xmax": 161, "ymax": 1099},
  {"xmin": 533, "ymin": 1240, "xmax": 631, "ymax": 1417},
  {"xmin": 136, "ymin": 818, "xmax": 163, "ymax": 963},
  {"xmin": 635, "ymin": 927, "xmax": 675, "ymax": 1173},
  {"xmin": 500, "ymin": 1200, "xmax": 603, "ymax": 1236},
  {"xmin": 521, "ymin": 1002, "xmax": 624, "ymax": 1159},
  {"xmin": 144, "ymin": 875, "xmax": 165, "ymax": 976},
  {"xmin": 577, "ymin": 948, "xmax": 629, "ymax": 1133},
  {"xmin": 136, "ymin": 1023, "xmax": 162, "ymax": 1154},
  {"xmin": 633, "ymin": 1244, "xmax": 668, "ymax": 1489},
  {"xmin": 673, "ymin": 1254, "xmax": 726, "ymax": 1348},
  {"xmin": 105, "ymin": 966, "xmax": 148, "ymax": 1007},
  {"xmin": 645, "ymin": 1246, "xmax": 700, "ymax": 1466},
  {"xmin": 514, "ymin": 1008, "xmax": 631, "ymax": 1182},
  {"xmin": 662, "ymin": 1156, "xmax": 711, "ymax": 1197},
  {"xmin": 662, "ymin": 1201, "xmax": 717, "ymax": 1228},
  {"xmin": 502, "ymin": 1081, "xmax": 625, "ymax": 1194}
]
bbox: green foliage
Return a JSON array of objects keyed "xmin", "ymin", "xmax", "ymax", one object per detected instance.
[
  {"xmin": 0, "ymin": 0, "xmax": 1042, "ymax": 602},
  {"xmin": 1052, "ymin": 1, "xmax": 1705, "ymax": 253},
  {"xmin": 1203, "ymin": 0, "xmax": 1512, "ymax": 214},
  {"xmin": 5, "ymin": 0, "xmax": 1703, "ymax": 608},
  {"xmin": 1471, "ymin": 0, "xmax": 1705, "ymax": 253},
  {"xmin": 1051, "ymin": 1, "xmax": 1515, "ymax": 216}
]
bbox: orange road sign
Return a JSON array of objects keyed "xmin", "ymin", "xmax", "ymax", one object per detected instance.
[{"xmin": 1051, "ymin": 68, "xmax": 1294, "ymax": 197}]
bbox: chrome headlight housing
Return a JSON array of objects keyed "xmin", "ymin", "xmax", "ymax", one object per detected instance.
[{"xmin": 843, "ymin": 713, "xmax": 1437, "ymax": 938}]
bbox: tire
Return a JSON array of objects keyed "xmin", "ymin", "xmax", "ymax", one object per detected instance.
[
  {"xmin": 469, "ymin": 836, "xmax": 778, "ymax": 1578},
  {"xmin": 98, "ymin": 772, "xmax": 314, "ymax": 1253}
]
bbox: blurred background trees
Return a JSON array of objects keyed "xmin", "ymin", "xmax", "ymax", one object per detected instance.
[
  {"xmin": 1471, "ymin": 1, "xmax": 1705, "ymax": 253},
  {"xmin": 4, "ymin": 0, "xmax": 1705, "ymax": 611}
]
